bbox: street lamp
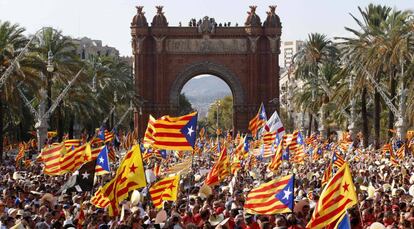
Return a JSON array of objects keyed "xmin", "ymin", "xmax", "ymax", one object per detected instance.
[
  {"xmin": 215, "ymin": 100, "xmax": 221, "ymax": 130},
  {"xmin": 47, "ymin": 50, "xmax": 54, "ymax": 73}
]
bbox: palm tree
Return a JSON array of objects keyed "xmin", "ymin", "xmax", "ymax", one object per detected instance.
[
  {"xmin": 27, "ymin": 27, "xmax": 82, "ymax": 141},
  {"xmin": 338, "ymin": 4, "xmax": 393, "ymax": 148},
  {"xmin": 0, "ymin": 21, "xmax": 28, "ymax": 162},
  {"xmin": 294, "ymin": 33, "xmax": 338, "ymax": 137},
  {"xmin": 372, "ymin": 9, "xmax": 413, "ymax": 138}
]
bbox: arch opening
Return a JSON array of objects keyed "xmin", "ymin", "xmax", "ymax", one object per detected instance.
[{"xmin": 169, "ymin": 61, "xmax": 245, "ymax": 134}]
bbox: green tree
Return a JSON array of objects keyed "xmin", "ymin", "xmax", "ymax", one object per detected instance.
[
  {"xmin": 204, "ymin": 96, "xmax": 233, "ymax": 136},
  {"xmin": 0, "ymin": 21, "xmax": 28, "ymax": 162},
  {"xmin": 178, "ymin": 93, "xmax": 193, "ymax": 116}
]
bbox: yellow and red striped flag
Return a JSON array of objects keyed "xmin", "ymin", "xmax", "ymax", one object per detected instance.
[
  {"xmin": 262, "ymin": 131, "xmax": 276, "ymax": 158},
  {"xmin": 153, "ymin": 163, "xmax": 161, "ymax": 177},
  {"xmin": 90, "ymin": 144, "xmax": 147, "ymax": 216},
  {"xmin": 143, "ymin": 115, "xmax": 156, "ymax": 148},
  {"xmin": 231, "ymin": 158, "xmax": 241, "ymax": 175},
  {"xmin": 204, "ymin": 147, "xmax": 230, "ymax": 186},
  {"xmin": 332, "ymin": 151, "xmax": 345, "ymax": 168},
  {"xmin": 15, "ymin": 143, "xmax": 25, "ymax": 166},
  {"xmin": 152, "ymin": 112, "xmax": 198, "ymax": 151},
  {"xmin": 390, "ymin": 153, "xmax": 399, "ymax": 166},
  {"xmin": 244, "ymin": 174, "xmax": 294, "ymax": 215},
  {"xmin": 321, "ymin": 163, "xmax": 332, "ymax": 187},
  {"xmin": 248, "ymin": 103, "xmax": 267, "ymax": 137},
  {"xmin": 306, "ymin": 162, "xmax": 357, "ymax": 229},
  {"xmin": 149, "ymin": 175, "xmax": 180, "ymax": 209},
  {"xmin": 64, "ymin": 139, "xmax": 81, "ymax": 150},
  {"xmin": 396, "ymin": 144, "xmax": 405, "ymax": 160},
  {"xmin": 268, "ymin": 143, "xmax": 282, "ymax": 172},
  {"xmin": 288, "ymin": 131, "xmax": 306, "ymax": 165},
  {"xmin": 60, "ymin": 143, "xmax": 91, "ymax": 173},
  {"xmin": 39, "ymin": 143, "xmax": 66, "ymax": 175}
]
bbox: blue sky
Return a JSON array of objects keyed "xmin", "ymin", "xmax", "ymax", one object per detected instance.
[{"xmin": 0, "ymin": 0, "xmax": 412, "ymax": 56}]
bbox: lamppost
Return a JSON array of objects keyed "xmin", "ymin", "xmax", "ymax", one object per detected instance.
[
  {"xmin": 215, "ymin": 100, "xmax": 221, "ymax": 139},
  {"xmin": 35, "ymin": 49, "xmax": 54, "ymax": 150},
  {"xmin": 348, "ymin": 74, "xmax": 356, "ymax": 139}
]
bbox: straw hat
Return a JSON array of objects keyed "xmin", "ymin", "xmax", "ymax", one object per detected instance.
[
  {"xmin": 409, "ymin": 185, "xmax": 414, "ymax": 197},
  {"xmin": 40, "ymin": 193, "xmax": 57, "ymax": 206},
  {"xmin": 199, "ymin": 184, "xmax": 212, "ymax": 199},
  {"xmin": 409, "ymin": 174, "xmax": 414, "ymax": 184},
  {"xmin": 12, "ymin": 172, "xmax": 24, "ymax": 180},
  {"xmin": 209, "ymin": 214, "xmax": 224, "ymax": 226},
  {"xmin": 154, "ymin": 210, "xmax": 167, "ymax": 224},
  {"xmin": 130, "ymin": 190, "xmax": 141, "ymax": 205},
  {"xmin": 194, "ymin": 174, "xmax": 202, "ymax": 182},
  {"xmin": 369, "ymin": 222, "xmax": 385, "ymax": 229},
  {"xmin": 383, "ymin": 184, "xmax": 391, "ymax": 192}
]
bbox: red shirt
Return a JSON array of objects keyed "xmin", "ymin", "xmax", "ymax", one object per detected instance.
[{"xmin": 246, "ymin": 222, "xmax": 260, "ymax": 229}]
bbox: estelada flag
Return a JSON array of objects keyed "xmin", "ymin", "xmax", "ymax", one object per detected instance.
[
  {"xmin": 244, "ymin": 174, "xmax": 294, "ymax": 215},
  {"xmin": 204, "ymin": 147, "xmax": 230, "ymax": 186},
  {"xmin": 306, "ymin": 162, "xmax": 357, "ymax": 229},
  {"xmin": 149, "ymin": 175, "xmax": 180, "ymax": 209},
  {"xmin": 152, "ymin": 112, "xmax": 198, "ymax": 151},
  {"xmin": 90, "ymin": 144, "xmax": 146, "ymax": 216},
  {"xmin": 249, "ymin": 103, "xmax": 267, "ymax": 137}
]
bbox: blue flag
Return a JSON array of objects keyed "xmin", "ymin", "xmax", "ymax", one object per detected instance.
[
  {"xmin": 335, "ymin": 212, "xmax": 351, "ymax": 229},
  {"xmin": 96, "ymin": 146, "xmax": 110, "ymax": 172}
]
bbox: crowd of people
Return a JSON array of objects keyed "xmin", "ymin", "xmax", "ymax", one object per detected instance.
[{"xmin": 0, "ymin": 131, "xmax": 414, "ymax": 229}]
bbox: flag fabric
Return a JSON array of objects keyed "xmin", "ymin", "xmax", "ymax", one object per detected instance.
[
  {"xmin": 204, "ymin": 147, "xmax": 230, "ymax": 186},
  {"xmin": 282, "ymin": 147, "xmax": 289, "ymax": 161},
  {"xmin": 149, "ymin": 175, "xmax": 180, "ymax": 209},
  {"xmin": 321, "ymin": 163, "xmax": 333, "ymax": 187},
  {"xmin": 144, "ymin": 115, "xmax": 156, "ymax": 148},
  {"xmin": 290, "ymin": 131, "xmax": 306, "ymax": 164},
  {"xmin": 60, "ymin": 143, "xmax": 92, "ymax": 173},
  {"xmin": 152, "ymin": 112, "xmax": 198, "ymax": 151},
  {"xmin": 249, "ymin": 103, "xmax": 267, "ymax": 137},
  {"xmin": 90, "ymin": 144, "xmax": 147, "ymax": 216},
  {"xmin": 306, "ymin": 163, "xmax": 357, "ymax": 229},
  {"xmin": 153, "ymin": 163, "xmax": 161, "ymax": 177},
  {"xmin": 242, "ymin": 136, "xmax": 250, "ymax": 159},
  {"xmin": 396, "ymin": 144, "xmax": 405, "ymax": 160},
  {"xmin": 382, "ymin": 143, "xmax": 393, "ymax": 157},
  {"xmin": 95, "ymin": 146, "xmax": 111, "ymax": 175},
  {"xmin": 15, "ymin": 143, "xmax": 25, "ymax": 166},
  {"xmin": 233, "ymin": 135, "xmax": 245, "ymax": 160},
  {"xmin": 264, "ymin": 110, "xmax": 285, "ymax": 138},
  {"xmin": 262, "ymin": 131, "xmax": 276, "ymax": 158},
  {"xmin": 60, "ymin": 159, "xmax": 97, "ymax": 193},
  {"xmin": 64, "ymin": 139, "xmax": 81, "ymax": 150},
  {"xmin": 76, "ymin": 204, "xmax": 85, "ymax": 229},
  {"xmin": 327, "ymin": 212, "xmax": 351, "ymax": 229},
  {"xmin": 244, "ymin": 174, "xmax": 294, "ymax": 215},
  {"xmin": 39, "ymin": 143, "xmax": 66, "ymax": 175},
  {"xmin": 390, "ymin": 153, "xmax": 399, "ymax": 166},
  {"xmin": 268, "ymin": 142, "xmax": 283, "ymax": 172},
  {"xmin": 332, "ymin": 151, "xmax": 345, "ymax": 168}
]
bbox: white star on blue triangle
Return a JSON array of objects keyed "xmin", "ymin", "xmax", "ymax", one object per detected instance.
[
  {"xmin": 297, "ymin": 132, "xmax": 304, "ymax": 145},
  {"xmin": 98, "ymin": 127, "xmax": 105, "ymax": 141},
  {"xmin": 96, "ymin": 146, "xmax": 110, "ymax": 172},
  {"xmin": 275, "ymin": 175, "xmax": 294, "ymax": 211},
  {"xmin": 282, "ymin": 148, "xmax": 289, "ymax": 161},
  {"xmin": 332, "ymin": 152, "xmax": 338, "ymax": 162},
  {"xmin": 243, "ymin": 137, "xmax": 249, "ymax": 152},
  {"xmin": 259, "ymin": 104, "xmax": 267, "ymax": 120},
  {"xmin": 275, "ymin": 135, "xmax": 281, "ymax": 146},
  {"xmin": 180, "ymin": 113, "xmax": 198, "ymax": 148}
]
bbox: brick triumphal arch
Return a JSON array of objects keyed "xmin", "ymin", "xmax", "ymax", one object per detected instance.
[{"xmin": 131, "ymin": 5, "xmax": 282, "ymax": 136}]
